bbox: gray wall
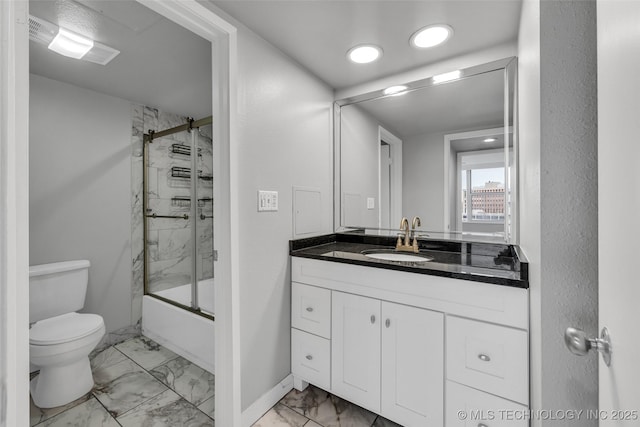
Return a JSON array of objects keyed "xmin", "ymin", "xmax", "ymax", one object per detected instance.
[
  {"xmin": 231, "ymin": 24, "xmax": 334, "ymax": 410},
  {"xmin": 29, "ymin": 74, "xmax": 133, "ymax": 334},
  {"xmin": 340, "ymin": 104, "xmax": 380, "ymax": 228},
  {"xmin": 403, "ymin": 131, "xmax": 446, "ymax": 231},
  {"xmin": 519, "ymin": 0, "xmax": 598, "ymax": 425}
]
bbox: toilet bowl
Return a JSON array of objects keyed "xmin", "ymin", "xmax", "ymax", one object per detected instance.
[
  {"xmin": 30, "ymin": 312, "xmax": 105, "ymax": 408},
  {"xmin": 29, "ymin": 260, "xmax": 106, "ymax": 408}
]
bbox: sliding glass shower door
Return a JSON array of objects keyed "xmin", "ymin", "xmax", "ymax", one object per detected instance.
[{"xmin": 143, "ymin": 115, "xmax": 214, "ymax": 318}]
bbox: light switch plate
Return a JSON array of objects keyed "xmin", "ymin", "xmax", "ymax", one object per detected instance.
[
  {"xmin": 367, "ymin": 197, "xmax": 375, "ymax": 210},
  {"xmin": 258, "ymin": 190, "xmax": 278, "ymax": 212}
]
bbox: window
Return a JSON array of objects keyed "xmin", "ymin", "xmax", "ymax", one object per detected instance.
[{"xmin": 458, "ymin": 149, "xmax": 508, "ymax": 225}]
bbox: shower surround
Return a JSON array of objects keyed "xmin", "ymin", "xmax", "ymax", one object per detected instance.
[{"xmin": 131, "ymin": 105, "xmax": 214, "ymax": 324}]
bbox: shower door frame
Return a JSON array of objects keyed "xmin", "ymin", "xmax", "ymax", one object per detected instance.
[{"xmin": 142, "ymin": 116, "xmax": 214, "ymax": 320}]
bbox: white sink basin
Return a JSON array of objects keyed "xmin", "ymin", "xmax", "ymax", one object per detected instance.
[{"xmin": 362, "ymin": 251, "xmax": 433, "ymax": 263}]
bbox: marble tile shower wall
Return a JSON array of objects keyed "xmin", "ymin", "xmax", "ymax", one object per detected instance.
[{"xmin": 131, "ymin": 105, "xmax": 214, "ymax": 323}]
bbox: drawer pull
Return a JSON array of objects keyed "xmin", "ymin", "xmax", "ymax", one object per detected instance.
[
  {"xmin": 305, "ymin": 354, "xmax": 313, "ymax": 360},
  {"xmin": 385, "ymin": 319, "xmax": 391, "ymax": 328},
  {"xmin": 478, "ymin": 353, "xmax": 491, "ymax": 362},
  {"xmin": 371, "ymin": 315, "xmax": 376, "ymax": 324},
  {"xmin": 306, "ymin": 307, "xmax": 314, "ymax": 312},
  {"xmin": 478, "ymin": 424, "xmax": 489, "ymax": 427}
]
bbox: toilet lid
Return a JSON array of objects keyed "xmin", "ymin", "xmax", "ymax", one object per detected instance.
[{"xmin": 30, "ymin": 312, "xmax": 104, "ymax": 345}]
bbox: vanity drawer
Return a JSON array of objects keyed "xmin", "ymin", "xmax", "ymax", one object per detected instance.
[
  {"xmin": 446, "ymin": 381, "xmax": 528, "ymax": 427},
  {"xmin": 291, "ymin": 328, "xmax": 330, "ymax": 390},
  {"xmin": 292, "ymin": 282, "xmax": 331, "ymax": 338},
  {"xmin": 446, "ymin": 315, "xmax": 528, "ymax": 404}
]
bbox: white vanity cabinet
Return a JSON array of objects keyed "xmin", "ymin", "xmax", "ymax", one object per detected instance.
[
  {"xmin": 330, "ymin": 292, "xmax": 444, "ymax": 424},
  {"xmin": 291, "ymin": 257, "xmax": 529, "ymax": 427}
]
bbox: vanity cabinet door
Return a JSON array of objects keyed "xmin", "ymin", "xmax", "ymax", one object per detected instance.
[
  {"xmin": 381, "ymin": 302, "xmax": 444, "ymax": 427},
  {"xmin": 331, "ymin": 291, "xmax": 381, "ymax": 413}
]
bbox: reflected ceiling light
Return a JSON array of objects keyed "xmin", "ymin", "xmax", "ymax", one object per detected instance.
[
  {"xmin": 484, "ymin": 138, "xmax": 497, "ymax": 143},
  {"xmin": 347, "ymin": 45, "xmax": 383, "ymax": 64},
  {"xmin": 383, "ymin": 85, "xmax": 408, "ymax": 96},
  {"xmin": 48, "ymin": 28, "xmax": 94, "ymax": 59},
  {"xmin": 432, "ymin": 70, "xmax": 461, "ymax": 84},
  {"xmin": 410, "ymin": 24, "xmax": 453, "ymax": 48}
]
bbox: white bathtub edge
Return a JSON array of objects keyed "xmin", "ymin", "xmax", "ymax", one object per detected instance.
[{"xmin": 142, "ymin": 295, "xmax": 215, "ymax": 374}]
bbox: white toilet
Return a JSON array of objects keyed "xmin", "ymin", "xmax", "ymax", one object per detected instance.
[{"xmin": 29, "ymin": 260, "xmax": 106, "ymax": 408}]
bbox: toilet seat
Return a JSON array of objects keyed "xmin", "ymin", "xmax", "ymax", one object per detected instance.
[{"xmin": 30, "ymin": 312, "xmax": 104, "ymax": 346}]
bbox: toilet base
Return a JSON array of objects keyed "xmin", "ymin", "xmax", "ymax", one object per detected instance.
[{"xmin": 30, "ymin": 356, "xmax": 94, "ymax": 408}]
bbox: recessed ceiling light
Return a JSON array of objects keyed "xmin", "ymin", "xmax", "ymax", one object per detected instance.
[
  {"xmin": 484, "ymin": 138, "xmax": 497, "ymax": 143},
  {"xmin": 383, "ymin": 85, "xmax": 408, "ymax": 96},
  {"xmin": 48, "ymin": 28, "xmax": 94, "ymax": 59},
  {"xmin": 433, "ymin": 70, "xmax": 461, "ymax": 84},
  {"xmin": 410, "ymin": 24, "xmax": 453, "ymax": 49},
  {"xmin": 347, "ymin": 45, "xmax": 383, "ymax": 64}
]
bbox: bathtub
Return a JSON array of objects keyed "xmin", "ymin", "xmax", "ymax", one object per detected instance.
[{"xmin": 142, "ymin": 278, "xmax": 215, "ymax": 373}]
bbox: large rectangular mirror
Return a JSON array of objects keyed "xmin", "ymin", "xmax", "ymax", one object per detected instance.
[{"xmin": 334, "ymin": 57, "xmax": 518, "ymax": 243}]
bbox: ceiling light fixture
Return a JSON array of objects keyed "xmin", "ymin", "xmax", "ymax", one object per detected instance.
[
  {"xmin": 29, "ymin": 15, "xmax": 120, "ymax": 65},
  {"xmin": 347, "ymin": 45, "xmax": 383, "ymax": 64},
  {"xmin": 410, "ymin": 24, "xmax": 453, "ymax": 49},
  {"xmin": 433, "ymin": 70, "xmax": 462, "ymax": 84},
  {"xmin": 383, "ymin": 85, "xmax": 409, "ymax": 96},
  {"xmin": 48, "ymin": 28, "xmax": 94, "ymax": 59},
  {"xmin": 484, "ymin": 138, "xmax": 497, "ymax": 143}
]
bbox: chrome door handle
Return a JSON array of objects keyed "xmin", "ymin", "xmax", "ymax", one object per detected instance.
[
  {"xmin": 477, "ymin": 354, "xmax": 491, "ymax": 362},
  {"xmin": 564, "ymin": 326, "xmax": 611, "ymax": 366}
]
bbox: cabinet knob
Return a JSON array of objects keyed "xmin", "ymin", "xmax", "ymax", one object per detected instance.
[
  {"xmin": 478, "ymin": 353, "xmax": 491, "ymax": 362},
  {"xmin": 306, "ymin": 307, "xmax": 314, "ymax": 312},
  {"xmin": 305, "ymin": 354, "xmax": 313, "ymax": 361},
  {"xmin": 370, "ymin": 315, "xmax": 376, "ymax": 324},
  {"xmin": 385, "ymin": 319, "xmax": 391, "ymax": 328}
]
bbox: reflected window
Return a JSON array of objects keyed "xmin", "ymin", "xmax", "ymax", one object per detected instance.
[{"xmin": 458, "ymin": 150, "xmax": 508, "ymax": 225}]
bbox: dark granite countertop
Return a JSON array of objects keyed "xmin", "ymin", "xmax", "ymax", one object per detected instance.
[{"xmin": 290, "ymin": 232, "xmax": 529, "ymax": 289}]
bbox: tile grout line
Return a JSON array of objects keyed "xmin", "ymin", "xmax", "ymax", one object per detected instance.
[{"xmin": 110, "ymin": 341, "xmax": 214, "ymax": 423}]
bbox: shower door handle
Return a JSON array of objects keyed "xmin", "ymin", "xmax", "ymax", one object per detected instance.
[{"xmin": 145, "ymin": 213, "xmax": 189, "ymax": 220}]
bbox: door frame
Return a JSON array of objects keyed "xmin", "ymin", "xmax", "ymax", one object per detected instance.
[
  {"xmin": 378, "ymin": 126, "xmax": 402, "ymax": 229},
  {"xmin": 0, "ymin": 1, "xmax": 241, "ymax": 426}
]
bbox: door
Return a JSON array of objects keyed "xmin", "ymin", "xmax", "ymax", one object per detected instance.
[
  {"xmin": 381, "ymin": 301, "xmax": 444, "ymax": 426},
  {"xmin": 331, "ymin": 291, "xmax": 381, "ymax": 412},
  {"xmin": 597, "ymin": 1, "xmax": 640, "ymax": 423}
]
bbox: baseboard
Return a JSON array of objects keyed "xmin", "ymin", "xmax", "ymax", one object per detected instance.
[{"xmin": 241, "ymin": 374, "xmax": 294, "ymax": 427}]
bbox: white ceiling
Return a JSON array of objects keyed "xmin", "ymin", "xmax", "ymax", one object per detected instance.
[
  {"xmin": 350, "ymin": 69, "xmax": 505, "ymax": 139},
  {"xmin": 213, "ymin": 0, "xmax": 522, "ymax": 90},
  {"xmin": 28, "ymin": 0, "xmax": 521, "ymax": 124},
  {"xmin": 29, "ymin": 0, "xmax": 212, "ymax": 119}
]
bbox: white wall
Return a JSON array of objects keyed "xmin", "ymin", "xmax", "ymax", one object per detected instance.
[
  {"xmin": 234, "ymin": 28, "xmax": 333, "ymax": 411},
  {"xmin": 29, "ymin": 74, "xmax": 133, "ymax": 334},
  {"xmin": 403, "ymin": 131, "xmax": 446, "ymax": 231},
  {"xmin": 193, "ymin": 5, "xmax": 335, "ymax": 411},
  {"xmin": 517, "ymin": 1, "xmax": 542, "ymax": 415},
  {"xmin": 340, "ymin": 104, "xmax": 380, "ymax": 228},
  {"xmin": 539, "ymin": 0, "xmax": 598, "ymax": 422},
  {"xmin": 519, "ymin": 0, "xmax": 598, "ymax": 425}
]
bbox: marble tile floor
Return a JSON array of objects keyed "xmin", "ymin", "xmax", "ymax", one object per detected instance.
[
  {"xmin": 252, "ymin": 385, "xmax": 402, "ymax": 427},
  {"xmin": 30, "ymin": 336, "xmax": 215, "ymax": 426},
  {"xmin": 30, "ymin": 335, "xmax": 400, "ymax": 427}
]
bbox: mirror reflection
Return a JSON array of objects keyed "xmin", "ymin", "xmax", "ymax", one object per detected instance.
[{"xmin": 337, "ymin": 58, "xmax": 517, "ymax": 242}]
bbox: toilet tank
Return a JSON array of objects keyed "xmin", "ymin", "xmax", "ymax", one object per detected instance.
[{"xmin": 29, "ymin": 260, "xmax": 91, "ymax": 323}]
